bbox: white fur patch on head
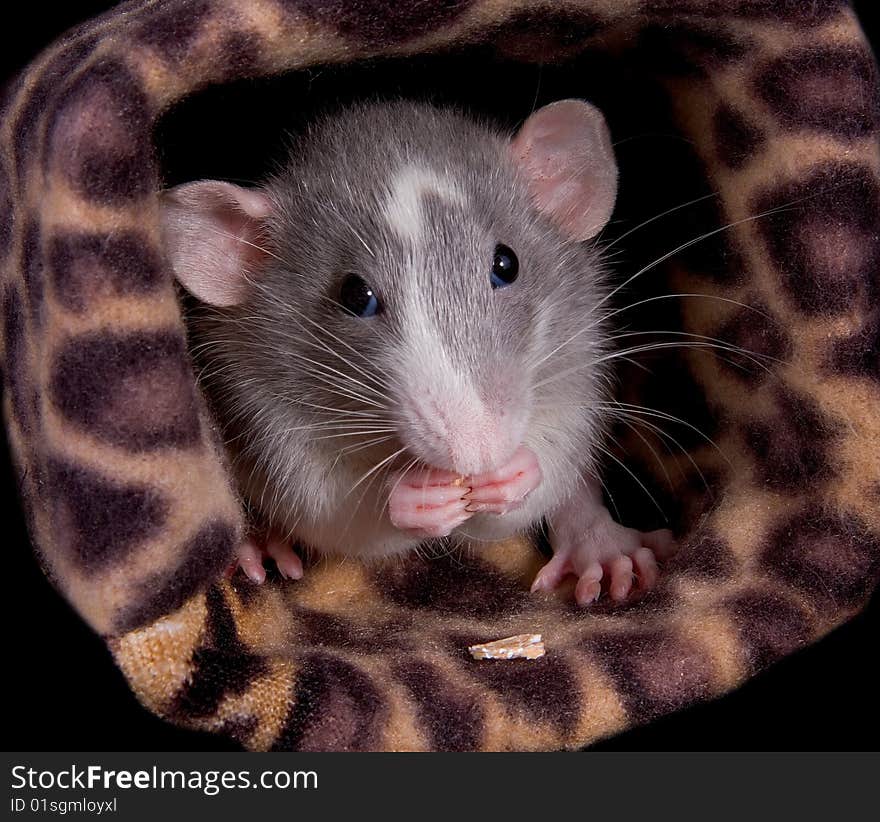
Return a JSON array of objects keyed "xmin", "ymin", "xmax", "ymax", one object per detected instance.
[{"xmin": 382, "ymin": 163, "xmax": 465, "ymax": 244}]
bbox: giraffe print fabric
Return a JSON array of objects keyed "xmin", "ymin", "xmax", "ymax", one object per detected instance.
[{"xmin": 1, "ymin": 0, "xmax": 878, "ymax": 750}]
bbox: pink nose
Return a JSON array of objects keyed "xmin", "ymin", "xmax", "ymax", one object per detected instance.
[
  {"xmin": 448, "ymin": 436, "xmax": 508, "ymax": 476},
  {"xmin": 403, "ymin": 373, "xmax": 529, "ymax": 476},
  {"xmin": 428, "ymin": 400, "xmax": 522, "ymax": 475}
]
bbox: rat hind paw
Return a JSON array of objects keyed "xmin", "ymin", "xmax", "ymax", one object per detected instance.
[
  {"xmin": 533, "ymin": 513, "xmax": 676, "ymax": 605},
  {"xmin": 227, "ymin": 533, "xmax": 304, "ymax": 584}
]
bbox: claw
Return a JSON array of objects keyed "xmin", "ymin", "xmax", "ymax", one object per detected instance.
[
  {"xmin": 388, "ymin": 467, "xmax": 472, "ymax": 538},
  {"xmin": 229, "ymin": 534, "xmax": 303, "ymax": 584},
  {"xmin": 535, "ymin": 476, "xmax": 677, "ymax": 606},
  {"xmin": 464, "ymin": 446, "xmax": 542, "ymax": 515}
]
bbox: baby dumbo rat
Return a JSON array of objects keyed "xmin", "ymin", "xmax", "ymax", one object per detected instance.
[{"xmin": 160, "ymin": 99, "xmax": 675, "ymax": 605}]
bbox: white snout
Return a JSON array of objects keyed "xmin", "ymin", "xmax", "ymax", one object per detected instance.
[{"xmin": 403, "ymin": 385, "xmax": 529, "ymax": 475}]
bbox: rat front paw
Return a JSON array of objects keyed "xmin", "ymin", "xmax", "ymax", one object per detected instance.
[
  {"xmin": 533, "ymin": 512, "xmax": 676, "ymax": 605},
  {"xmin": 463, "ymin": 446, "xmax": 542, "ymax": 515},
  {"xmin": 387, "ymin": 466, "xmax": 472, "ymax": 538},
  {"xmin": 227, "ymin": 533, "xmax": 304, "ymax": 584}
]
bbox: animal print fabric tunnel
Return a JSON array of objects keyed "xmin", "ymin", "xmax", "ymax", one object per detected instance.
[{"xmin": 1, "ymin": 0, "xmax": 878, "ymax": 750}]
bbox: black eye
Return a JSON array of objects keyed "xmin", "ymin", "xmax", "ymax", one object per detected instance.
[
  {"xmin": 339, "ymin": 273, "xmax": 381, "ymax": 317},
  {"xmin": 491, "ymin": 244, "xmax": 519, "ymax": 289}
]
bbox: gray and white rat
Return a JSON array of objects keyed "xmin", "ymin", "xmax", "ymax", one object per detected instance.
[{"xmin": 160, "ymin": 99, "xmax": 676, "ymax": 605}]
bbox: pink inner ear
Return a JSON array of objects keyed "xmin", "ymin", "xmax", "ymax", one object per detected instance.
[
  {"xmin": 160, "ymin": 181, "xmax": 273, "ymax": 308},
  {"xmin": 511, "ymin": 99, "xmax": 618, "ymax": 241}
]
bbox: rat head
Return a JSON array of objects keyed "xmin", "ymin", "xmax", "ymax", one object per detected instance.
[{"xmin": 161, "ymin": 100, "xmax": 617, "ymax": 477}]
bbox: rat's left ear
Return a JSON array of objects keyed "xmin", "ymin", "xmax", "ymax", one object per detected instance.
[{"xmin": 511, "ymin": 99, "xmax": 617, "ymax": 241}]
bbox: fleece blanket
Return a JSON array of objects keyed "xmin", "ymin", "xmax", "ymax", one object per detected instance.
[{"xmin": 1, "ymin": 0, "xmax": 878, "ymax": 750}]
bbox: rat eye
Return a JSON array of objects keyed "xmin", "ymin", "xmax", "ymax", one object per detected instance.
[
  {"xmin": 339, "ymin": 273, "xmax": 381, "ymax": 317},
  {"xmin": 491, "ymin": 244, "xmax": 519, "ymax": 289}
]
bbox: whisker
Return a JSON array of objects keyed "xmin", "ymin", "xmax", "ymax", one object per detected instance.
[
  {"xmin": 199, "ymin": 225, "xmax": 286, "ymax": 265},
  {"xmin": 598, "ymin": 401, "xmax": 730, "ymax": 467},
  {"xmin": 598, "ymin": 179, "xmax": 856, "ymax": 315},
  {"xmin": 309, "ymin": 429, "xmax": 397, "ymax": 442},
  {"xmin": 530, "ymin": 205, "xmax": 799, "ymax": 374},
  {"xmin": 617, "ymin": 417, "xmax": 675, "ymax": 490},
  {"xmin": 598, "ymin": 292, "xmax": 774, "ymax": 324},
  {"xmin": 337, "ymin": 435, "xmax": 395, "ymax": 457},
  {"xmin": 250, "ymin": 293, "xmax": 392, "ymax": 393},
  {"xmin": 272, "ymin": 394, "xmax": 388, "ymax": 420},
  {"xmin": 329, "ymin": 435, "xmax": 392, "ymax": 472},
  {"xmin": 604, "ymin": 329, "xmax": 780, "ymax": 373},
  {"xmin": 380, "ymin": 456, "xmax": 420, "ymax": 519},
  {"xmin": 593, "ymin": 440, "xmax": 668, "ymax": 521},
  {"xmin": 276, "ymin": 349, "xmax": 389, "ymax": 404},
  {"xmin": 603, "ymin": 408, "xmax": 713, "ymax": 490},
  {"xmin": 347, "ymin": 446, "xmax": 408, "ymax": 496},
  {"xmin": 532, "ymin": 340, "xmax": 759, "ymax": 391},
  {"xmin": 602, "ymin": 191, "xmax": 718, "ymax": 251},
  {"xmin": 593, "ymin": 340, "xmax": 771, "ymax": 367}
]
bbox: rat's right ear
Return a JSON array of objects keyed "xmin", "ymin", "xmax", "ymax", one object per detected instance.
[{"xmin": 160, "ymin": 180, "xmax": 273, "ymax": 307}]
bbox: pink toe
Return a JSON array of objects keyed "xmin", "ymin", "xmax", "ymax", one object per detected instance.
[
  {"xmin": 465, "ymin": 498, "xmax": 526, "ymax": 515},
  {"xmin": 632, "ymin": 546, "xmax": 658, "ymax": 590},
  {"xmin": 531, "ymin": 554, "xmax": 571, "ymax": 592},
  {"xmin": 236, "ymin": 539, "xmax": 266, "ymax": 584},
  {"xmin": 240, "ymin": 556, "xmax": 266, "ymax": 584},
  {"xmin": 389, "ymin": 466, "xmax": 463, "ymax": 490},
  {"xmin": 575, "ymin": 575, "xmax": 601, "ymax": 605},
  {"xmin": 464, "ymin": 486, "xmax": 530, "ymax": 507},
  {"xmin": 392, "ymin": 483, "xmax": 469, "ymax": 510},
  {"xmin": 642, "ymin": 529, "xmax": 677, "ymax": 560},
  {"xmin": 464, "ymin": 448, "xmax": 541, "ymax": 512},
  {"xmin": 608, "ymin": 555, "xmax": 634, "ymax": 601},
  {"xmin": 266, "ymin": 537, "xmax": 303, "ymax": 580},
  {"xmin": 390, "ymin": 498, "xmax": 469, "ymax": 532},
  {"xmin": 468, "ymin": 447, "xmax": 541, "ymax": 492}
]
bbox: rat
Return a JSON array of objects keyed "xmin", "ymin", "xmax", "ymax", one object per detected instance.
[{"xmin": 160, "ymin": 99, "xmax": 676, "ymax": 606}]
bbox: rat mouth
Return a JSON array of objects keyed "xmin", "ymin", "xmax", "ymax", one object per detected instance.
[
  {"xmin": 330, "ymin": 385, "xmax": 530, "ymax": 479},
  {"xmin": 348, "ymin": 439, "xmax": 469, "ymax": 487},
  {"xmin": 395, "ymin": 389, "xmax": 530, "ymax": 476}
]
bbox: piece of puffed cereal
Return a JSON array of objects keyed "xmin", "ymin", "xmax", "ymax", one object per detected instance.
[{"xmin": 468, "ymin": 633, "xmax": 545, "ymax": 660}]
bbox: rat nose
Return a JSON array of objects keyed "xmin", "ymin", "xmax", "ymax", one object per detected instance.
[
  {"xmin": 413, "ymin": 392, "xmax": 523, "ymax": 476},
  {"xmin": 449, "ymin": 425, "xmax": 507, "ymax": 475},
  {"xmin": 437, "ymin": 404, "xmax": 509, "ymax": 474}
]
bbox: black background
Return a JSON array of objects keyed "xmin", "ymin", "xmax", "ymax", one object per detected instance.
[{"xmin": 2, "ymin": 2, "xmax": 877, "ymax": 751}]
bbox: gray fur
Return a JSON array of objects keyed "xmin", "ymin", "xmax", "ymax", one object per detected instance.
[{"xmin": 186, "ymin": 100, "xmax": 611, "ymax": 558}]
